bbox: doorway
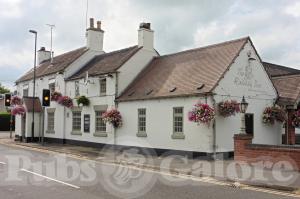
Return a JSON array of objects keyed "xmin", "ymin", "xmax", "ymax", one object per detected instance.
[{"xmin": 245, "ymin": 113, "xmax": 254, "ymax": 135}]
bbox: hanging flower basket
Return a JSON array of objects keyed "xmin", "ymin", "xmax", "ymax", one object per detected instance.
[
  {"xmin": 262, "ymin": 105, "xmax": 286, "ymax": 125},
  {"xmin": 292, "ymin": 110, "xmax": 300, "ymax": 127},
  {"xmin": 188, "ymin": 103, "xmax": 215, "ymax": 125},
  {"xmin": 102, "ymin": 109, "xmax": 122, "ymax": 128},
  {"xmin": 51, "ymin": 91, "xmax": 62, "ymax": 102},
  {"xmin": 11, "ymin": 105, "xmax": 26, "ymax": 116},
  {"xmin": 218, "ymin": 100, "xmax": 240, "ymax": 117},
  {"xmin": 11, "ymin": 96, "xmax": 22, "ymax": 106},
  {"xmin": 76, "ymin": 95, "xmax": 90, "ymax": 106},
  {"xmin": 58, "ymin": 96, "xmax": 73, "ymax": 108}
]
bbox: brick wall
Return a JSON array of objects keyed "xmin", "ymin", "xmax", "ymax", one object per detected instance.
[{"xmin": 234, "ymin": 134, "xmax": 300, "ymax": 171}]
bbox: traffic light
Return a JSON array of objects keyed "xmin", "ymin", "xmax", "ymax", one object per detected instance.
[
  {"xmin": 42, "ymin": 89, "xmax": 50, "ymax": 107},
  {"xmin": 4, "ymin": 94, "xmax": 11, "ymax": 107}
]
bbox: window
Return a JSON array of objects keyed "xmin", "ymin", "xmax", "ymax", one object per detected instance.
[
  {"xmin": 75, "ymin": 81, "xmax": 80, "ymax": 97},
  {"xmin": 138, "ymin": 109, "xmax": 146, "ymax": 133},
  {"xmin": 95, "ymin": 111, "xmax": 106, "ymax": 132},
  {"xmin": 49, "ymin": 83, "xmax": 55, "ymax": 94},
  {"xmin": 23, "ymin": 89, "xmax": 29, "ymax": 97},
  {"xmin": 72, "ymin": 111, "xmax": 81, "ymax": 131},
  {"xmin": 47, "ymin": 112, "xmax": 55, "ymax": 131},
  {"xmin": 173, "ymin": 107, "xmax": 183, "ymax": 133},
  {"xmin": 100, "ymin": 78, "xmax": 106, "ymax": 96}
]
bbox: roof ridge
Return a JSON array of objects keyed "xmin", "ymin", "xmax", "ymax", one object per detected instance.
[
  {"xmin": 157, "ymin": 36, "xmax": 250, "ymax": 59},
  {"xmin": 272, "ymin": 73, "xmax": 300, "ymax": 79},
  {"xmin": 263, "ymin": 61, "xmax": 300, "ymax": 72}
]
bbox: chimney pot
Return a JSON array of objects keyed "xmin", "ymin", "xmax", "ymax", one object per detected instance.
[
  {"xmin": 139, "ymin": 22, "xmax": 151, "ymax": 30},
  {"xmin": 96, "ymin": 21, "xmax": 101, "ymax": 30},
  {"xmin": 39, "ymin": 47, "xmax": 46, "ymax": 51},
  {"xmin": 89, "ymin": 18, "xmax": 94, "ymax": 28}
]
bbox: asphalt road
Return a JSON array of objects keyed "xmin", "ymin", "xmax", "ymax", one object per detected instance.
[{"xmin": 0, "ymin": 143, "xmax": 297, "ymax": 199}]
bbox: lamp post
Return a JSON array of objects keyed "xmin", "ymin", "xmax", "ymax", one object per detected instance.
[
  {"xmin": 29, "ymin": 30, "xmax": 37, "ymax": 142},
  {"xmin": 240, "ymin": 96, "xmax": 248, "ymax": 134}
]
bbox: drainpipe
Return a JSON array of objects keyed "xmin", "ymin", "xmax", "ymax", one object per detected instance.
[
  {"xmin": 63, "ymin": 76, "xmax": 66, "ymax": 144},
  {"xmin": 114, "ymin": 73, "xmax": 119, "ymax": 160},
  {"xmin": 212, "ymin": 95, "xmax": 217, "ymax": 160}
]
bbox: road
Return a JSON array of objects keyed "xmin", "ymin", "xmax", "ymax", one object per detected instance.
[{"xmin": 0, "ymin": 143, "xmax": 297, "ymax": 199}]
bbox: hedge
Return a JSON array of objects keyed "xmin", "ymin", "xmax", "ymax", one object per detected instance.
[{"xmin": 0, "ymin": 112, "xmax": 15, "ymax": 131}]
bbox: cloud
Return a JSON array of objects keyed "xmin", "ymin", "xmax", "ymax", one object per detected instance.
[{"xmin": 0, "ymin": 0, "xmax": 300, "ymax": 90}]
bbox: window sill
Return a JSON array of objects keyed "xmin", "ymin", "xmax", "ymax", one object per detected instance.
[
  {"xmin": 71, "ymin": 131, "xmax": 82, "ymax": 136},
  {"xmin": 46, "ymin": 130, "xmax": 55, "ymax": 134},
  {"xmin": 136, "ymin": 132, "xmax": 147, "ymax": 137},
  {"xmin": 93, "ymin": 132, "xmax": 108, "ymax": 137},
  {"xmin": 171, "ymin": 133, "xmax": 185, "ymax": 139}
]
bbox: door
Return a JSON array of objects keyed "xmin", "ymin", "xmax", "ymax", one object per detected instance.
[
  {"xmin": 21, "ymin": 116, "xmax": 26, "ymax": 142},
  {"xmin": 245, "ymin": 113, "xmax": 254, "ymax": 135}
]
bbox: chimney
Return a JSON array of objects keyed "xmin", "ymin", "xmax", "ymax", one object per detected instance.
[
  {"xmin": 37, "ymin": 47, "xmax": 51, "ymax": 65},
  {"xmin": 138, "ymin": 22, "xmax": 154, "ymax": 50},
  {"xmin": 86, "ymin": 18, "xmax": 104, "ymax": 51}
]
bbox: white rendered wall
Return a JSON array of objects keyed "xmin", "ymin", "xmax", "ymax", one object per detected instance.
[
  {"xmin": 213, "ymin": 40, "xmax": 280, "ymax": 152},
  {"xmin": 117, "ymin": 97, "xmax": 214, "ymax": 153},
  {"xmin": 117, "ymin": 48, "xmax": 158, "ymax": 95}
]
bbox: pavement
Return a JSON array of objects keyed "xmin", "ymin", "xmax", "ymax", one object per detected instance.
[{"xmin": 0, "ymin": 131, "xmax": 299, "ymax": 198}]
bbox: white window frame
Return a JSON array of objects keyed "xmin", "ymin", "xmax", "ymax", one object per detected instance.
[
  {"xmin": 46, "ymin": 108, "xmax": 55, "ymax": 134},
  {"xmin": 100, "ymin": 78, "xmax": 106, "ymax": 96},
  {"xmin": 95, "ymin": 111, "xmax": 106, "ymax": 132},
  {"xmin": 138, "ymin": 108, "xmax": 146, "ymax": 132},
  {"xmin": 72, "ymin": 111, "xmax": 82, "ymax": 134},
  {"xmin": 75, "ymin": 81, "xmax": 80, "ymax": 97},
  {"xmin": 172, "ymin": 107, "xmax": 185, "ymax": 139}
]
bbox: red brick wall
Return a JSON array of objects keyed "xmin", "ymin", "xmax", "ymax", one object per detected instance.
[{"xmin": 234, "ymin": 134, "xmax": 300, "ymax": 171}]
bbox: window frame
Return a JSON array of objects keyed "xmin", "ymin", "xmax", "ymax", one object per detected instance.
[
  {"xmin": 95, "ymin": 110, "xmax": 106, "ymax": 133},
  {"xmin": 138, "ymin": 108, "xmax": 146, "ymax": 133},
  {"xmin": 172, "ymin": 107, "xmax": 185, "ymax": 139},
  {"xmin": 75, "ymin": 81, "xmax": 80, "ymax": 97},
  {"xmin": 72, "ymin": 111, "xmax": 82, "ymax": 133},
  {"xmin": 100, "ymin": 78, "xmax": 107, "ymax": 96},
  {"xmin": 46, "ymin": 108, "xmax": 55, "ymax": 134}
]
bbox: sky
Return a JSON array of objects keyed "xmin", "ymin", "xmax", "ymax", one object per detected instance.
[{"xmin": 0, "ymin": 0, "xmax": 300, "ymax": 90}]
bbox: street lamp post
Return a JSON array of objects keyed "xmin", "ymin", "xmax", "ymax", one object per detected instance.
[
  {"xmin": 29, "ymin": 30, "xmax": 37, "ymax": 142},
  {"xmin": 240, "ymin": 96, "xmax": 249, "ymax": 134}
]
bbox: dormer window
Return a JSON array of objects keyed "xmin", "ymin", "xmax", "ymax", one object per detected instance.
[{"xmin": 100, "ymin": 78, "xmax": 106, "ymax": 96}]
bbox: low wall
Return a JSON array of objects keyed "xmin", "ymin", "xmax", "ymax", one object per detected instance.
[{"xmin": 234, "ymin": 134, "xmax": 300, "ymax": 171}]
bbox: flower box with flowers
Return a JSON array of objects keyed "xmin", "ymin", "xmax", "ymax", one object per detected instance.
[
  {"xmin": 58, "ymin": 96, "xmax": 73, "ymax": 108},
  {"xmin": 292, "ymin": 110, "xmax": 300, "ymax": 127},
  {"xmin": 11, "ymin": 105, "xmax": 26, "ymax": 116},
  {"xmin": 262, "ymin": 105, "xmax": 286, "ymax": 125},
  {"xmin": 76, "ymin": 95, "xmax": 90, "ymax": 106},
  {"xmin": 51, "ymin": 91, "xmax": 62, "ymax": 102},
  {"xmin": 188, "ymin": 103, "xmax": 215, "ymax": 125},
  {"xmin": 102, "ymin": 109, "xmax": 122, "ymax": 128},
  {"xmin": 11, "ymin": 96, "xmax": 22, "ymax": 106},
  {"xmin": 218, "ymin": 100, "xmax": 240, "ymax": 117}
]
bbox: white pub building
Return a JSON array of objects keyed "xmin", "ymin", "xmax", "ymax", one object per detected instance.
[{"xmin": 14, "ymin": 18, "xmax": 298, "ymax": 158}]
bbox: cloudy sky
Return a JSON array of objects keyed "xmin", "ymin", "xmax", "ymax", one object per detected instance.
[{"xmin": 1, "ymin": 0, "xmax": 300, "ymax": 90}]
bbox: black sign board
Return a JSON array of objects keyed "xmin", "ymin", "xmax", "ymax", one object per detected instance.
[{"xmin": 84, "ymin": 114, "xmax": 90, "ymax": 133}]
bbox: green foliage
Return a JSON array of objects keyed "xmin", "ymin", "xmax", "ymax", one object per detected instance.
[
  {"xmin": 76, "ymin": 95, "xmax": 90, "ymax": 106},
  {"xmin": 0, "ymin": 83, "xmax": 10, "ymax": 94}
]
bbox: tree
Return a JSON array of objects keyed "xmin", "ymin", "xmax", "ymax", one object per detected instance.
[{"xmin": 0, "ymin": 83, "xmax": 10, "ymax": 94}]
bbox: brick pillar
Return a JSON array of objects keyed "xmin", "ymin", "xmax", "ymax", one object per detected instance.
[
  {"xmin": 234, "ymin": 134, "xmax": 253, "ymax": 161},
  {"xmin": 285, "ymin": 109, "xmax": 296, "ymax": 145}
]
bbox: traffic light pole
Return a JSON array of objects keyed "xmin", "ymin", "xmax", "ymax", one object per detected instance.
[
  {"xmin": 41, "ymin": 107, "xmax": 45, "ymax": 146},
  {"xmin": 9, "ymin": 111, "xmax": 12, "ymax": 139}
]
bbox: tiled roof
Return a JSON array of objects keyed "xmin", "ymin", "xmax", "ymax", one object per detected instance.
[
  {"xmin": 67, "ymin": 46, "xmax": 141, "ymax": 80},
  {"xmin": 117, "ymin": 37, "xmax": 249, "ymax": 101},
  {"xmin": 272, "ymin": 74, "xmax": 300, "ymax": 104},
  {"xmin": 16, "ymin": 47, "xmax": 88, "ymax": 83},
  {"xmin": 23, "ymin": 97, "xmax": 42, "ymax": 112},
  {"xmin": 263, "ymin": 62, "xmax": 300, "ymax": 77}
]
